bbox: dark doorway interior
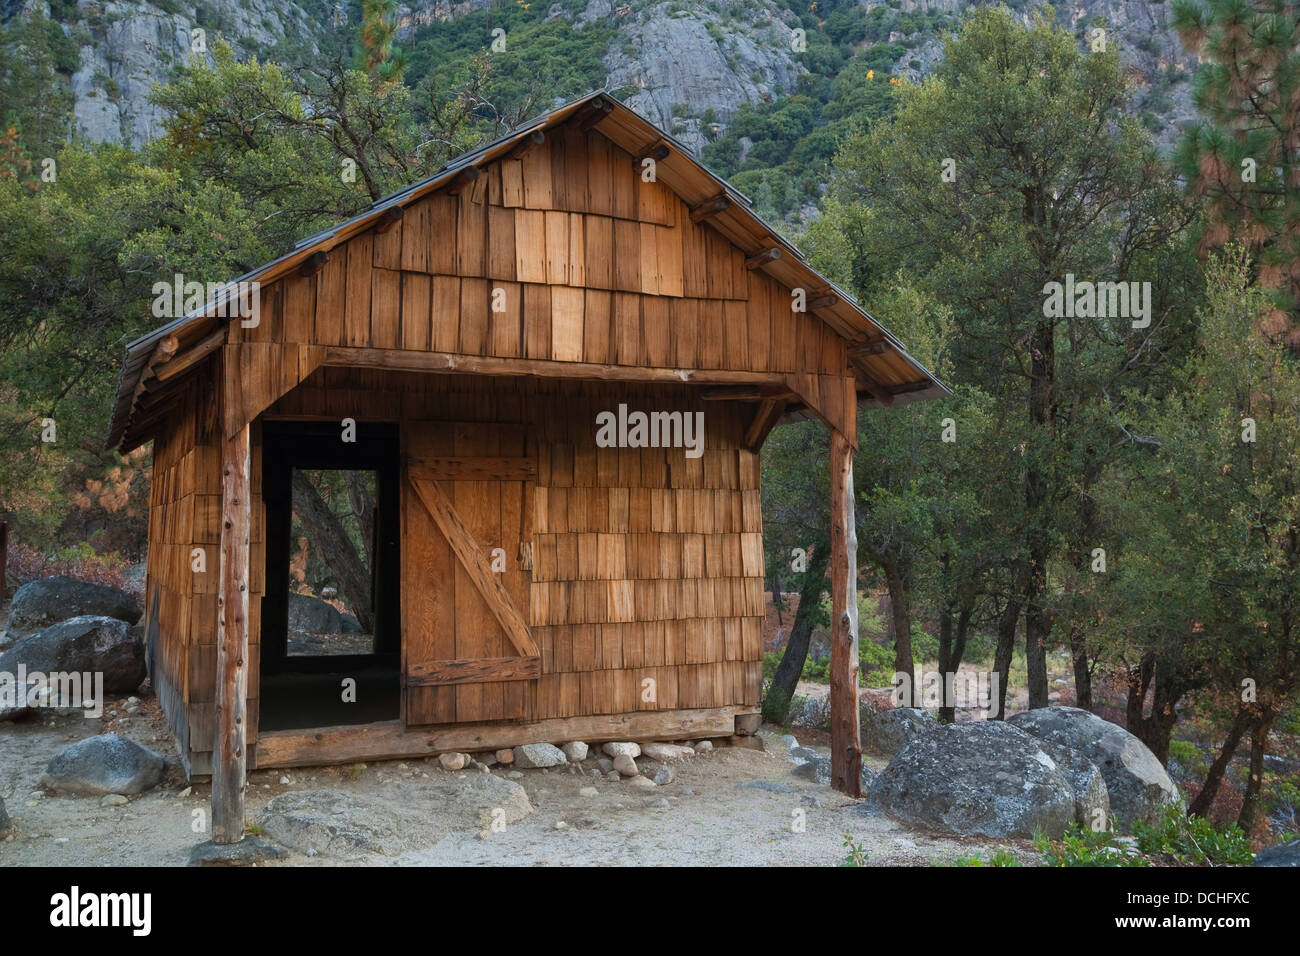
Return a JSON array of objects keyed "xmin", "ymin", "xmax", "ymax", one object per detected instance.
[{"xmin": 260, "ymin": 422, "xmax": 401, "ymax": 731}]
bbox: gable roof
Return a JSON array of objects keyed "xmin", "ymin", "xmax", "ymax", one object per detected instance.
[{"xmin": 106, "ymin": 90, "xmax": 947, "ymax": 450}]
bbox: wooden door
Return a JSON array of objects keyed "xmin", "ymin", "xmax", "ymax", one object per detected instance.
[{"xmin": 402, "ymin": 420, "xmax": 538, "ymax": 724}]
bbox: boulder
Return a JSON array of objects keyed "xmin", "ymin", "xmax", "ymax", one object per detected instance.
[
  {"xmin": 1253, "ymin": 839, "xmax": 1300, "ymax": 867},
  {"xmin": 861, "ymin": 706, "xmax": 937, "ymax": 757},
  {"xmin": 0, "ymin": 795, "xmax": 10, "ymax": 832},
  {"xmin": 1008, "ymin": 707, "xmax": 1180, "ymax": 828},
  {"xmin": 788, "ymin": 695, "xmax": 831, "ymax": 728},
  {"xmin": 287, "ymin": 593, "xmax": 343, "ymax": 634},
  {"xmin": 791, "ymin": 752, "xmax": 877, "ymax": 793},
  {"xmin": 641, "ymin": 742, "xmax": 694, "ymax": 763},
  {"xmin": 791, "ymin": 753, "xmax": 830, "ymax": 784},
  {"xmin": 437, "ymin": 752, "xmax": 468, "ymax": 772},
  {"xmin": 603, "ymin": 741, "xmax": 641, "ymax": 759},
  {"xmin": 512, "ymin": 742, "xmax": 566, "ymax": 769},
  {"xmin": 561, "ymin": 741, "xmax": 589, "ymax": 762},
  {"xmin": 41, "ymin": 734, "xmax": 165, "ymax": 795},
  {"xmin": 340, "ymin": 614, "xmax": 362, "ymax": 635},
  {"xmin": 6, "ymin": 576, "xmax": 141, "ymax": 637},
  {"xmin": 613, "ymin": 753, "xmax": 639, "ymax": 777},
  {"xmin": 1035, "ymin": 738, "xmax": 1111, "ymax": 829},
  {"xmin": 0, "ymin": 616, "xmax": 146, "ymax": 697},
  {"xmin": 868, "ymin": 722, "xmax": 1078, "ymax": 839},
  {"xmin": 189, "ymin": 837, "xmax": 288, "ymax": 867}
]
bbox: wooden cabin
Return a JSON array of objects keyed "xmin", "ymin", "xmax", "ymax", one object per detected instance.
[{"xmin": 106, "ymin": 92, "xmax": 945, "ymax": 843}]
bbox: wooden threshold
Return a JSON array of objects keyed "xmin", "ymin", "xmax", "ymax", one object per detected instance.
[{"xmin": 248, "ymin": 706, "xmax": 750, "ymax": 770}]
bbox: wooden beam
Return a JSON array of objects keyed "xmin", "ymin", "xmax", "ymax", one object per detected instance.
[
  {"xmin": 212, "ymin": 363, "xmax": 251, "ymax": 844},
  {"xmin": 154, "ymin": 327, "xmax": 226, "ymax": 383},
  {"xmin": 409, "ymin": 477, "xmax": 539, "ymax": 657},
  {"xmin": 445, "ymin": 166, "xmax": 481, "ymax": 196},
  {"xmin": 321, "ymin": 346, "xmax": 790, "ymax": 389},
  {"xmin": 407, "ymin": 656, "xmax": 541, "ymax": 687},
  {"xmin": 888, "ymin": 380, "xmax": 935, "ymax": 397},
  {"xmin": 744, "ymin": 397, "xmax": 787, "ymax": 450},
  {"xmin": 507, "ymin": 129, "xmax": 545, "ymax": 159},
  {"xmin": 809, "ymin": 293, "xmax": 839, "ymax": 310},
  {"xmin": 858, "ymin": 370, "xmax": 895, "ymax": 407},
  {"xmin": 252, "ymin": 707, "xmax": 749, "ymax": 769},
  {"xmin": 297, "ymin": 250, "xmax": 331, "ymax": 277},
  {"xmin": 578, "ymin": 96, "xmax": 613, "ymax": 131},
  {"xmin": 701, "ymin": 386, "xmax": 794, "ymax": 402},
  {"xmin": 829, "ymin": 426, "xmax": 862, "ymax": 797},
  {"xmin": 849, "ymin": 336, "xmax": 889, "ymax": 358},
  {"xmin": 126, "ymin": 334, "xmax": 181, "ymax": 417},
  {"xmin": 734, "ymin": 713, "xmax": 762, "ymax": 736},
  {"xmin": 689, "ymin": 193, "xmax": 730, "ymax": 224},
  {"xmin": 745, "ymin": 247, "xmax": 781, "ymax": 270},
  {"xmin": 373, "ymin": 205, "xmax": 405, "ymax": 233},
  {"xmin": 634, "ymin": 141, "xmax": 670, "ymax": 166},
  {"xmin": 155, "ymin": 334, "xmax": 180, "ymax": 363},
  {"xmin": 134, "ymin": 380, "xmax": 192, "ymax": 416}
]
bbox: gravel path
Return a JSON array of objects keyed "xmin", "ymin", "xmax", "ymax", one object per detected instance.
[{"xmin": 0, "ymin": 703, "xmax": 1029, "ymax": 867}]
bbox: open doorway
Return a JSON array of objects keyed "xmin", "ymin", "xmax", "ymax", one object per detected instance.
[{"xmin": 259, "ymin": 422, "xmax": 401, "ymax": 731}]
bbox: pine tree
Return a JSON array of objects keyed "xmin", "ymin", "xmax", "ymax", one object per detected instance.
[{"xmin": 1173, "ymin": 0, "xmax": 1300, "ymax": 341}]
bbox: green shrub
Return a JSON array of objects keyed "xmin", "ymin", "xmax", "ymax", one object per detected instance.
[
  {"xmin": 1132, "ymin": 805, "xmax": 1254, "ymax": 865},
  {"xmin": 949, "ymin": 849, "xmax": 1021, "ymax": 866},
  {"xmin": 841, "ymin": 832, "xmax": 869, "ymax": 866},
  {"xmin": 1034, "ymin": 825, "xmax": 1149, "ymax": 867},
  {"xmin": 1166, "ymin": 738, "xmax": 1207, "ymax": 779}
]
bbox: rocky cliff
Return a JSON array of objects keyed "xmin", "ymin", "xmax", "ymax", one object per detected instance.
[{"xmin": 8, "ymin": 0, "xmax": 1201, "ymax": 152}]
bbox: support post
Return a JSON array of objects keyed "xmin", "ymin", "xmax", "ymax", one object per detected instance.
[
  {"xmin": 212, "ymin": 373, "xmax": 251, "ymax": 844},
  {"xmin": 829, "ymin": 426, "xmax": 862, "ymax": 795}
]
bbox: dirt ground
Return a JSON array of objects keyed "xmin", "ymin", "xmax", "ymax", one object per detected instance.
[{"xmin": 0, "ymin": 697, "xmax": 1030, "ymax": 867}]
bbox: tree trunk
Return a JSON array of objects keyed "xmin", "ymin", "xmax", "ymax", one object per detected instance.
[
  {"xmin": 1069, "ymin": 622, "xmax": 1093, "ymax": 712},
  {"xmin": 344, "ymin": 470, "xmax": 376, "ymax": 570},
  {"xmin": 1237, "ymin": 715, "xmax": 1273, "ymax": 833},
  {"xmin": 1189, "ymin": 706, "xmax": 1251, "ymax": 818},
  {"xmin": 1125, "ymin": 652, "xmax": 1156, "ymax": 731},
  {"xmin": 771, "ymin": 574, "xmax": 784, "ymax": 629},
  {"xmin": 881, "ymin": 558, "xmax": 914, "ymax": 702},
  {"xmin": 1140, "ymin": 660, "xmax": 1184, "ymax": 764},
  {"xmin": 1068, "ymin": 474, "xmax": 1100, "ymax": 712},
  {"xmin": 291, "ymin": 471, "xmax": 375, "ymax": 633},
  {"xmin": 762, "ymin": 548, "xmax": 829, "ymax": 724},
  {"xmin": 1024, "ymin": 317, "xmax": 1056, "ymax": 710},
  {"xmin": 829, "ymin": 428, "xmax": 861, "ymax": 796},
  {"xmin": 992, "ymin": 597, "xmax": 1022, "ymax": 719},
  {"xmin": 946, "ymin": 604, "xmax": 974, "ymax": 722},
  {"xmin": 938, "ymin": 603, "xmax": 954, "ymax": 723},
  {"xmin": 1125, "ymin": 655, "xmax": 1193, "ymax": 765}
]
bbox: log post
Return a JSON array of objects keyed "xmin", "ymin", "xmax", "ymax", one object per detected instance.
[
  {"xmin": 212, "ymin": 365, "xmax": 251, "ymax": 844},
  {"xmin": 829, "ymin": 426, "xmax": 862, "ymax": 795}
]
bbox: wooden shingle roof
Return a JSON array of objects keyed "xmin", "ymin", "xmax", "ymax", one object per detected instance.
[{"xmin": 106, "ymin": 91, "xmax": 947, "ymax": 450}]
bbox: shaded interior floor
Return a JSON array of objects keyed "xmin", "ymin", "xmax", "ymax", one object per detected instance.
[{"xmin": 260, "ymin": 666, "xmax": 400, "ymax": 731}]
